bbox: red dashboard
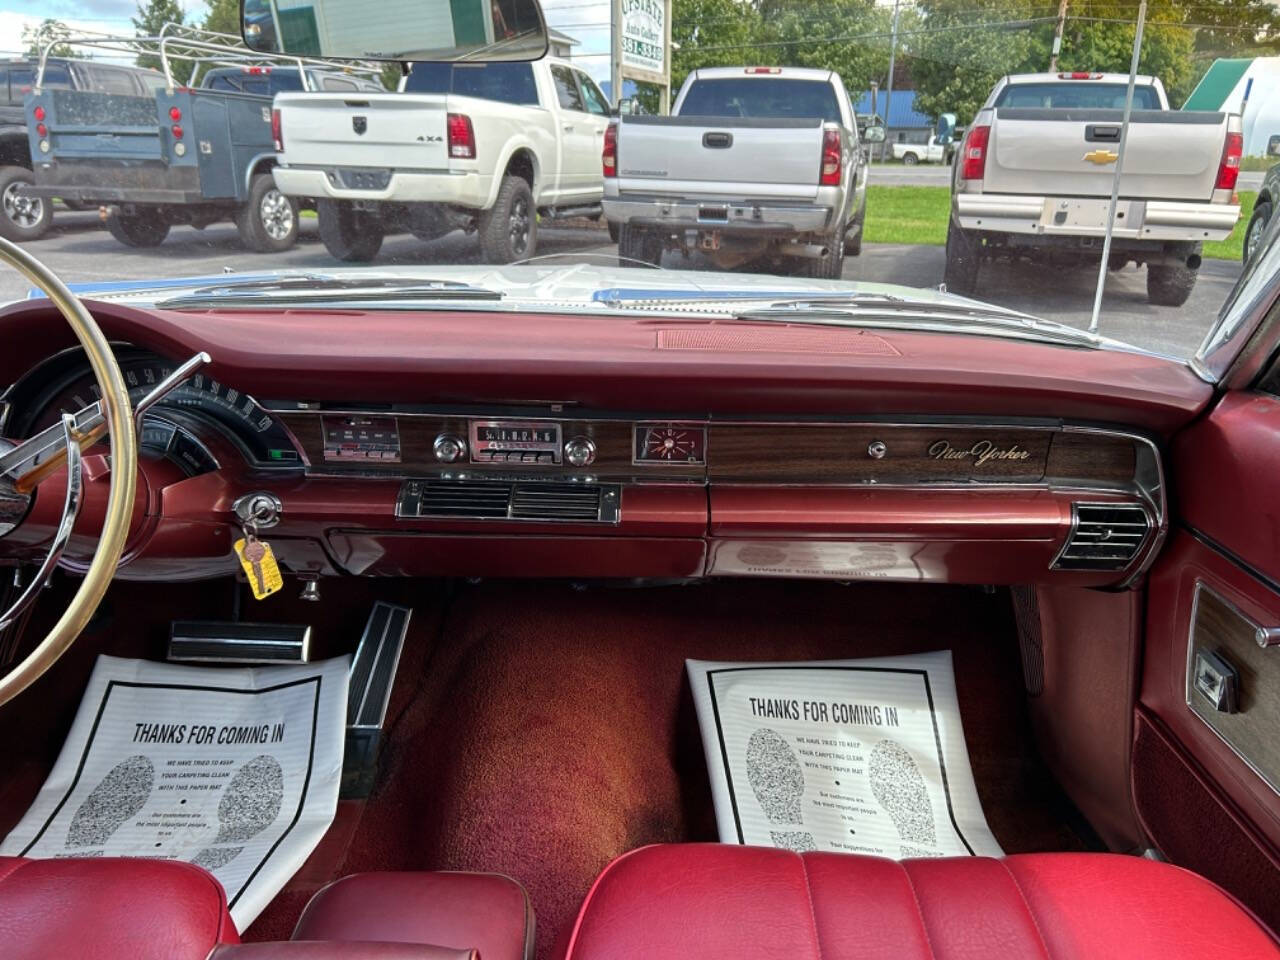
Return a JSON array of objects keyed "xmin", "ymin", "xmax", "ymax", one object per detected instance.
[{"xmin": 0, "ymin": 299, "xmax": 1209, "ymax": 587}]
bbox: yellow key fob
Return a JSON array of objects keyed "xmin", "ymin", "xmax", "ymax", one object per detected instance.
[{"xmin": 234, "ymin": 537, "xmax": 284, "ymax": 600}]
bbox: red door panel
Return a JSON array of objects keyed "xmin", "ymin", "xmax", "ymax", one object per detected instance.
[
  {"xmin": 1172, "ymin": 391, "xmax": 1280, "ymax": 584},
  {"xmin": 1142, "ymin": 385, "xmax": 1280, "ymax": 932}
]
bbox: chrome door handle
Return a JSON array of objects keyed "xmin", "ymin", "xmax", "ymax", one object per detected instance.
[{"xmin": 563, "ymin": 124, "xmax": 574, "ymax": 132}]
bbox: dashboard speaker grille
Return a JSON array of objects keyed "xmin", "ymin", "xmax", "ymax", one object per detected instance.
[
  {"xmin": 1053, "ymin": 503, "xmax": 1151, "ymax": 571},
  {"xmin": 397, "ymin": 480, "xmax": 619, "ymax": 523}
]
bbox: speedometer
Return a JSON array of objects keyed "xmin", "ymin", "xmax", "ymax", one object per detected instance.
[{"xmin": 26, "ymin": 352, "xmax": 302, "ymax": 469}]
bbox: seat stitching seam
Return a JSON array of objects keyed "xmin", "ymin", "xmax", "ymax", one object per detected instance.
[
  {"xmin": 898, "ymin": 861, "xmax": 937, "ymax": 960},
  {"xmin": 998, "ymin": 860, "xmax": 1054, "ymax": 960},
  {"xmin": 797, "ymin": 854, "xmax": 824, "ymax": 960}
]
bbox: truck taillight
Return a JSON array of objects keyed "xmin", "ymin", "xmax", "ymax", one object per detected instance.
[
  {"xmin": 271, "ymin": 108, "xmax": 283, "ymax": 152},
  {"xmin": 745, "ymin": 67, "xmax": 782, "ymax": 74},
  {"xmin": 603, "ymin": 122, "xmax": 618, "ymax": 178},
  {"xmin": 1215, "ymin": 131, "xmax": 1242, "ymax": 191},
  {"xmin": 36, "ymin": 123, "xmax": 46, "ymax": 137},
  {"xmin": 171, "ymin": 124, "xmax": 183, "ymax": 139},
  {"xmin": 447, "ymin": 113, "xmax": 475, "ymax": 159},
  {"xmin": 169, "ymin": 106, "xmax": 182, "ymax": 122},
  {"xmin": 32, "ymin": 105, "xmax": 44, "ymax": 121},
  {"xmin": 1058, "ymin": 72, "xmax": 1102, "ymax": 79},
  {"xmin": 960, "ymin": 124, "xmax": 990, "ymax": 182},
  {"xmin": 819, "ymin": 128, "xmax": 841, "ymax": 186}
]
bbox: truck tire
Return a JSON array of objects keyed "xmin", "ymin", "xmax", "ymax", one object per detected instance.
[
  {"xmin": 478, "ymin": 175, "xmax": 536, "ymax": 263},
  {"xmin": 608, "ymin": 219, "xmax": 620, "ymax": 243},
  {"xmin": 902, "ymin": 152, "xmax": 919, "ymax": 166},
  {"xmin": 1244, "ymin": 200, "xmax": 1271, "ymax": 264},
  {"xmin": 1146, "ymin": 263, "xmax": 1197, "ymax": 307},
  {"xmin": 317, "ymin": 200, "xmax": 383, "ymax": 262},
  {"xmin": 0, "ymin": 166, "xmax": 52, "ymax": 242},
  {"xmin": 944, "ymin": 220, "xmax": 980, "ymax": 297},
  {"xmin": 617, "ymin": 223, "xmax": 662, "ymax": 266},
  {"xmin": 236, "ymin": 174, "xmax": 298, "ymax": 253},
  {"xmin": 105, "ymin": 207, "xmax": 169, "ymax": 247},
  {"xmin": 801, "ymin": 227, "xmax": 846, "ymax": 279}
]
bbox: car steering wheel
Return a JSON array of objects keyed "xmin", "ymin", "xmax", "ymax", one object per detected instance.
[{"xmin": 0, "ymin": 236, "xmax": 137, "ymax": 707}]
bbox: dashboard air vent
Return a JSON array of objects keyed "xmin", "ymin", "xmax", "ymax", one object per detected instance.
[
  {"xmin": 1053, "ymin": 503, "xmax": 1151, "ymax": 571},
  {"xmin": 511, "ymin": 483, "xmax": 614, "ymax": 522},
  {"xmin": 413, "ymin": 479, "xmax": 511, "ymax": 519},
  {"xmin": 397, "ymin": 480, "xmax": 620, "ymax": 524}
]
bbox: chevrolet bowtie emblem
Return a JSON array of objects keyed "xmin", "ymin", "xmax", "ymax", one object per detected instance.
[{"xmin": 1083, "ymin": 149, "xmax": 1119, "ymax": 165}]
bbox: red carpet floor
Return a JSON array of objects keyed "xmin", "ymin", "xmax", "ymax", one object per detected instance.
[
  {"xmin": 250, "ymin": 578, "xmax": 1091, "ymax": 956},
  {"xmin": 0, "ymin": 577, "xmax": 1091, "ymax": 957}
]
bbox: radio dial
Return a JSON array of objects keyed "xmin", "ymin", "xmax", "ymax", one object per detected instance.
[
  {"xmin": 433, "ymin": 433, "xmax": 467, "ymax": 463},
  {"xmin": 564, "ymin": 436, "xmax": 597, "ymax": 467}
]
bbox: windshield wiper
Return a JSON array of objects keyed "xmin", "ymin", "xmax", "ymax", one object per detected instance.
[
  {"xmin": 737, "ymin": 297, "xmax": 1104, "ymax": 348},
  {"xmin": 158, "ymin": 276, "xmax": 503, "ymax": 309}
]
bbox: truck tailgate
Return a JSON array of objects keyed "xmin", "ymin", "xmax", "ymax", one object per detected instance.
[
  {"xmin": 983, "ymin": 108, "xmax": 1230, "ymax": 200},
  {"xmin": 38, "ymin": 89, "xmax": 162, "ymax": 161},
  {"xmin": 276, "ymin": 92, "xmax": 448, "ymax": 170},
  {"xmin": 616, "ymin": 115, "xmax": 823, "ymax": 200}
]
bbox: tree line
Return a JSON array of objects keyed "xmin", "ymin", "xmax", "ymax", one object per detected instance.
[{"xmin": 667, "ymin": 0, "xmax": 1280, "ymax": 121}]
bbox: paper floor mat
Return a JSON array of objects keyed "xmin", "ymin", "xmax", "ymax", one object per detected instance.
[
  {"xmin": 687, "ymin": 650, "xmax": 1002, "ymax": 858},
  {"xmin": 1, "ymin": 654, "xmax": 349, "ymax": 928}
]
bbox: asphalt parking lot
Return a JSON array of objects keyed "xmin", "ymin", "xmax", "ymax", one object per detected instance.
[{"xmin": 1, "ymin": 209, "xmax": 1241, "ymax": 361}]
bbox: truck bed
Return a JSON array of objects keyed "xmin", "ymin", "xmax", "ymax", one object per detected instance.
[{"xmin": 25, "ymin": 86, "xmax": 277, "ymax": 205}]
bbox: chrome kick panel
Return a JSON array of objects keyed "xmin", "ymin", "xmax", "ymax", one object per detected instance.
[{"xmin": 396, "ymin": 478, "xmax": 621, "ymax": 524}]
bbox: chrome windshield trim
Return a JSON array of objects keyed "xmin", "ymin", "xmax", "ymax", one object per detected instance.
[{"xmin": 1195, "ymin": 212, "xmax": 1280, "ymax": 385}]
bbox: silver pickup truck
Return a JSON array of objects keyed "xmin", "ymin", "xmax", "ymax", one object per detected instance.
[
  {"xmin": 603, "ymin": 66, "xmax": 881, "ymax": 277},
  {"xmin": 947, "ymin": 72, "xmax": 1242, "ymax": 306}
]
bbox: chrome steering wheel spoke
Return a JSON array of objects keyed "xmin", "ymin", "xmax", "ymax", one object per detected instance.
[{"xmin": 0, "ymin": 415, "xmax": 83, "ymax": 631}]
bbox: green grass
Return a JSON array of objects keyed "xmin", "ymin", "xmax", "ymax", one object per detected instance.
[
  {"xmin": 1202, "ymin": 191, "xmax": 1254, "ymax": 261},
  {"xmin": 863, "ymin": 184, "xmax": 1255, "ymax": 262},
  {"xmin": 863, "ymin": 185, "xmax": 950, "ymax": 245},
  {"xmin": 1240, "ymin": 156, "xmax": 1277, "ymax": 172}
]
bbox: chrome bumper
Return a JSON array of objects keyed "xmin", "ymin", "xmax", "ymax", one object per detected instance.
[
  {"xmin": 603, "ymin": 197, "xmax": 833, "ymax": 234},
  {"xmin": 955, "ymin": 193, "xmax": 1240, "ymax": 242}
]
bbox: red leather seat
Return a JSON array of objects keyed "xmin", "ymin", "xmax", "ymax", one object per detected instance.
[
  {"xmin": 557, "ymin": 844, "xmax": 1280, "ymax": 960},
  {"xmin": 293, "ymin": 871, "xmax": 534, "ymax": 960},
  {"xmin": 0, "ymin": 856, "xmax": 238, "ymax": 960}
]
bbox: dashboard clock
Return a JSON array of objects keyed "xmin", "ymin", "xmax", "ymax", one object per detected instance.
[{"xmin": 634, "ymin": 424, "xmax": 706, "ymax": 464}]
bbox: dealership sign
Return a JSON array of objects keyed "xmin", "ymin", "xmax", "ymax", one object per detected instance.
[{"xmin": 621, "ymin": 0, "xmax": 665, "ymax": 76}]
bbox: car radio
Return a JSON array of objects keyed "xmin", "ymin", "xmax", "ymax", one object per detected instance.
[{"xmin": 469, "ymin": 420, "xmax": 563, "ymax": 464}]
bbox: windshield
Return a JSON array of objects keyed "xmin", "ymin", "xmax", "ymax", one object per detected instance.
[
  {"xmin": 0, "ymin": 2, "xmax": 1276, "ymax": 367},
  {"xmin": 993, "ymin": 82, "xmax": 1163, "ymax": 110},
  {"xmin": 679, "ymin": 77, "xmax": 843, "ymax": 123}
]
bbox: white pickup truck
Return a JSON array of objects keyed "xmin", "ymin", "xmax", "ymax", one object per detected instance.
[
  {"xmin": 947, "ymin": 72, "xmax": 1242, "ymax": 306},
  {"xmin": 602, "ymin": 66, "xmax": 879, "ymax": 277},
  {"xmin": 271, "ymin": 58, "xmax": 611, "ymax": 262},
  {"xmin": 892, "ymin": 136, "xmax": 952, "ymax": 165}
]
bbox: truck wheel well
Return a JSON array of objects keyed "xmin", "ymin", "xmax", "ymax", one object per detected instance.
[
  {"xmin": 1259, "ymin": 190, "xmax": 1272, "ymax": 208},
  {"xmin": 505, "ymin": 150, "xmax": 535, "ymax": 190},
  {"xmin": 248, "ymin": 158, "xmax": 277, "ymax": 180},
  {"xmin": 0, "ymin": 137, "xmax": 31, "ymax": 170}
]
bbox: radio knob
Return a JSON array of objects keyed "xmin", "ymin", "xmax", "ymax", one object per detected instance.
[
  {"xmin": 564, "ymin": 436, "xmax": 597, "ymax": 467},
  {"xmin": 433, "ymin": 433, "xmax": 467, "ymax": 464}
]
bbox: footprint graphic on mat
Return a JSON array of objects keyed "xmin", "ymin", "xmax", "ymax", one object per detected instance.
[
  {"xmin": 868, "ymin": 739, "xmax": 937, "ymax": 857},
  {"xmin": 745, "ymin": 728, "xmax": 816, "ymax": 853},
  {"xmin": 192, "ymin": 754, "xmax": 284, "ymax": 872},
  {"xmin": 65, "ymin": 755, "xmax": 154, "ymax": 849}
]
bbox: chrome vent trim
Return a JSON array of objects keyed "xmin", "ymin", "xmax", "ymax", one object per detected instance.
[
  {"xmin": 412, "ymin": 479, "xmax": 511, "ymax": 518},
  {"xmin": 1052, "ymin": 502, "xmax": 1152, "ymax": 571},
  {"xmin": 396, "ymin": 479, "xmax": 620, "ymax": 524}
]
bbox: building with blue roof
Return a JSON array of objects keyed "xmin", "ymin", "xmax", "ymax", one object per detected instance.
[{"xmin": 854, "ymin": 89, "xmax": 935, "ymax": 144}]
